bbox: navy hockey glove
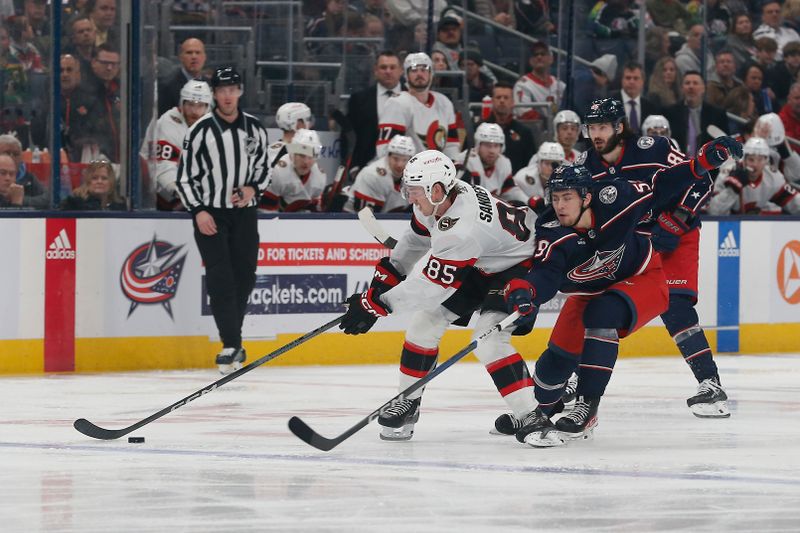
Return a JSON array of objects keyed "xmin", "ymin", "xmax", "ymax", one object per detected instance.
[
  {"xmin": 695, "ymin": 136, "xmax": 743, "ymax": 173},
  {"xmin": 340, "ymin": 288, "xmax": 391, "ymax": 335},
  {"xmin": 369, "ymin": 257, "xmax": 405, "ymax": 294},
  {"xmin": 527, "ymin": 195, "xmax": 547, "ymax": 216},
  {"xmin": 651, "ymin": 210, "xmax": 691, "ymax": 253},
  {"xmin": 723, "ymin": 165, "xmax": 751, "ymax": 193},
  {"xmin": 503, "ymin": 278, "xmax": 538, "ymax": 328}
]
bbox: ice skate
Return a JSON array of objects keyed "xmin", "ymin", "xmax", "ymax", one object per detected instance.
[
  {"xmin": 687, "ymin": 377, "xmax": 730, "ymax": 418},
  {"xmin": 215, "ymin": 347, "xmax": 246, "ymax": 375},
  {"xmin": 554, "ymin": 396, "xmax": 600, "ymax": 440},
  {"xmin": 515, "ymin": 408, "xmax": 565, "ymax": 447},
  {"xmin": 491, "ymin": 400, "xmax": 565, "ymax": 435},
  {"xmin": 379, "ymin": 398, "xmax": 421, "ymax": 441}
]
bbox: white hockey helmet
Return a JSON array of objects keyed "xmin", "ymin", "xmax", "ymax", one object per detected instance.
[
  {"xmin": 404, "ymin": 52, "xmax": 434, "ymax": 90},
  {"xmin": 743, "ymin": 136, "xmax": 770, "ymax": 157},
  {"xmin": 402, "ymin": 149, "xmax": 457, "ymax": 206},
  {"xmin": 536, "ymin": 141, "xmax": 565, "ymax": 162},
  {"xmin": 387, "ymin": 135, "xmax": 416, "ymax": 157},
  {"xmin": 180, "ymin": 80, "xmax": 213, "ymax": 107},
  {"xmin": 287, "ymin": 128, "xmax": 321, "ymax": 158},
  {"xmin": 553, "ymin": 109, "xmax": 581, "ymax": 129},
  {"xmin": 754, "ymin": 112, "xmax": 786, "ymax": 147},
  {"xmin": 641, "ymin": 114, "xmax": 671, "ymax": 137},
  {"xmin": 474, "ymin": 123, "xmax": 505, "ymax": 152},
  {"xmin": 276, "ymin": 102, "xmax": 312, "ymax": 131}
]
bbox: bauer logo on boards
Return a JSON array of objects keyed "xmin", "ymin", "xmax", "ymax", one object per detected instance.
[{"xmin": 46, "ymin": 229, "xmax": 76, "ymax": 260}]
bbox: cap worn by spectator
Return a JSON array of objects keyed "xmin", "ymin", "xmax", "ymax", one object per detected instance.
[
  {"xmin": 459, "ymin": 49, "xmax": 484, "ymax": 66},
  {"xmin": 590, "ymin": 54, "xmax": 618, "ymax": 81},
  {"xmin": 753, "ymin": 25, "xmax": 779, "ymax": 43},
  {"xmin": 438, "ymin": 12, "xmax": 462, "ymax": 32}
]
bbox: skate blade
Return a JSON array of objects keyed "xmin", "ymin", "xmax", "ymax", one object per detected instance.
[
  {"xmin": 379, "ymin": 424, "xmax": 415, "ymax": 441},
  {"xmin": 558, "ymin": 421, "xmax": 597, "ymax": 441},
  {"xmin": 217, "ymin": 361, "xmax": 243, "ymax": 375},
  {"xmin": 489, "ymin": 428, "xmax": 515, "ymax": 436},
  {"xmin": 523, "ymin": 430, "xmax": 565, "ymax": 448},
  {"xmin": 690, "ymin": 400, "xmax": 731, "ymax": 418}
]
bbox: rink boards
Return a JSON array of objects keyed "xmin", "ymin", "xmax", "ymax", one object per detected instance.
[{"xmin": 0, "ymin": 214, "xmax": 798, "ymax": 374}]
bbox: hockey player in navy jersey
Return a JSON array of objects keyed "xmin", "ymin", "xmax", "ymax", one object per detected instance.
[
  {"xmin": 579, "ymin": 98, "xmax": 730, "ymax": 419},
  {"xmin": 501, "ymin": 136, "xmax": 742, "ymax": 447}
]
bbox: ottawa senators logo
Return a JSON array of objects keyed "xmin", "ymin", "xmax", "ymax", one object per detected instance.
[
  {"xmin": 437, "ymin": 216, "xmax": 459, "ymax": 231},
  {"xmin": 422, "ymin": 120, "xmax": 448, "ymax": 150}
]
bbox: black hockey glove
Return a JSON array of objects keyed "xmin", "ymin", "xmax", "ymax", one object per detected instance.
[
  {"xmin": 340, "ymin": 288, "xmax": 391, "ymax": 335},
  {"xmin": 723, "ymin": 164, "xmax": 751, "ymax": 193},
  {"xmin": 503, "ymin": 278, "xmax": 538, "ymax": 333},
  {"xmin": 695, "ymin": 136, "xmax": 743, "ymax": 174},
  {"xmin": 369, "ymin": 257, "xmax": 405, "ymax": 294},
  {"xmin": 527, "ymin": 195, "xmax": 547, "ymax": 216},
  {"xmin": 651, "ymin": 210, "xmax": 691, "ymax": 253}
]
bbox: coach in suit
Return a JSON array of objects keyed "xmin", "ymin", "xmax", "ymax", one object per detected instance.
[
  {"xmin": 664, "ymin": 70, "xmax": 729, "ymax": 156},
  {"xmin": 158, "ymin": 38, "xmax": 207, "ymax": 115},
  {"xmin": 346, "ymin": 51, "xmax": 403, "ymax": 172},
  {"xmin": 611, "ymin": 61, "xmax": 661, "ymax": 136}
]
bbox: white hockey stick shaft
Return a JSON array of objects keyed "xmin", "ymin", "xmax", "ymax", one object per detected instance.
[{"xmin": 357, "ymin": 207, "xmax": 397, "ymax": 249}]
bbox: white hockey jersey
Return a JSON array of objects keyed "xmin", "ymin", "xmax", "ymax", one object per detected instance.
[
  {"xmin": 343, "ymin": 156, "xmax": 407, "ymax": 213},
  {"xmin": 376, "ymin": 91, "xmax": 459, "ymax": 160},
  {"xmin": 267, "ymin": 140, "xmax": 287, "ymax": 168},
  {"xmin": 141, "ymin": 107, "xmax": 199, "ymax": 202},
  {"xmin": 512, "ymin": 163, "xmax": 547, "ymax": 199},
  {"xmin": 513, "ymin": 72, "xmax": 565, "ymax": 118},
  {"xmin": 262, "ymin": 153, "xmax": 327, "ymax": 211},
  {"xmin": 382, "ymin": 183, "xmax": 536, "ymax": 314},
  {"xmin": 530, "ymin": 147, "xmax": 582, "ymax": 166},
  {"xmin": 707, "ymin": 163, "xmax": 800, "ymax": 215},
  {"xmin": 457, "ymin": 149, "xmax": 528, "ymax": 204}
]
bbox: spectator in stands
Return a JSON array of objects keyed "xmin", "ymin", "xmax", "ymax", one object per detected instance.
[
  {"xmin": 515, "ymin": 0, "xmax": 554, "ymax": 39},
  {"xmin": 431, "ymin": 50, "xmax": 448, "ymax": 71},
  {"xmin": 87, "ymin": 43, "xmax": 121, "ymax": 162},
  {"xmin": 780, "ymin": 82, "xmax": 800, "ymax": 153},
  {"xmin": 363, "ymin": 13, "xmax": 385, "ymax": 42},
  {"xmin": 0, "ymin": 154, "xmax": 23, "ymax": 208},
  {"xmin": 768, "ymin": 42, "xmax": 800, "ymax": 107},
  {"xmin": 726, "ymin": 13, "xmax": 756, "ymax": 70},
  {"xmin": 513, "ymin": 41, "xmax": 566, "ymax": 120},
  {"xmin": 61, "ymin": 159, "xmax": 126, "ymax": 210},
  {"xmin": 706, "ymin": 49, "xmax": 742, "ymax": 108},
  {"xmin": 755, "ymin": 1, "xmax": 800, "ymax": 61},
  {"xmin": 306, "ymin": 0, "xmax": 348, "ymax": 54},
  {"xmin": 753, "ymin": 34, "xmax": 779, "ymax": 70},
  {"xmin": 611, "ymin": 61, "xmax": 660, "ymax": 135},
  {"xmin": 693, "ymin": 0, "xmax": 732, "ymax": 48},
  {"xmin": 385, "ymin": 0, "xmax": 447, "ymax": 30},
  {"xmin": 346, "ymin": 50, "xmax": 402, "ymax": 172},
  {"xmin": 645, "ymin": 26, "xmax": 671, "ymax": 74},
  {"xmin": 648, "ymin": 56, "xmax": 682, "ymax": 109},
  {"xmin": 0, "ymin": 25, "xmax": 29, "ymax": 107},
  {"xmin": 432, "ymin": 12, "xmax": 462, "ymax": 70},
  {"xmin": 64, "ymin": 17, "xmax": 96, "ymax": 80},
  {"xmin": 0, "ymin": 134, "xmax": 48, "ymax": 208},
  {"xmin": 6, "ymin": 16, "xmax": 44, "ymax": 73},
  {"xmin": 460, "ymin": 50, "xmax": 493, "ymax": 104},
  {"xmin": 664, "ymin": 70, "xmax": 728, "ymax": 156},
  {"xmin": 589, "ymin": 0, "xmax": 639, "ymax": 65},
  {"xmin": 473, "ymin": 0, "xmax": 513, "ymax": 28},
  {"xmin": 723, "ymin": 85, "xmax": 757, "ymax": 130},
  {"xmin": 572, "ymin": 54, "xmax": 617, "ymax": 120},
  {"xmin": 743, "ymin": 63, "xmax": 776, "ymax": 115},
  {"xmin": 478, "ymin": 81, "xmax": 535, "ymax": 173},
  {"xmin": 57, "ymin": 54, "xmax": 99, "ymax": 162},
  {"xmin": 23, "ymin": 0, "xmax": 49, "ymax": 65},
  {"xmin": 158, "ymin": 37, "xmax": 206, "ymax": 115},
  {"xmin": 676, "ymin": 23, "xmax": 715, "ymax": 78},
  {"xmin": 784, "ymin": 0, "xmax": 800, "ymax": 32},
  {"xmin": 86, "ymin": 0, "xmax": 117, "ymax": 48},
  {"xmin": 647, "ymin": 0, "xmax": 693, "ymax": 35}
]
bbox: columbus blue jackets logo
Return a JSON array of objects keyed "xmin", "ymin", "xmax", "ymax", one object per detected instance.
[
  {"xmin": 598, "ymin": 185, "xmax": 618, "ymax": 204},
  {"xmin": 637, "ymin": 136, "xmax": 655, "ymax": 149},
  {"xmin": 567, "ymin": 244, "xmax": 626, "ymax": 283},
  {"xmin": 120, "ymin": 235, "xmax": 187, "ymax": 318}
]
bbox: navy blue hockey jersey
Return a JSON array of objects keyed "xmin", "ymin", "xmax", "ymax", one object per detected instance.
[{"xmin": 526, "ymin": 160, "xmax": 706, "ymax": 304}]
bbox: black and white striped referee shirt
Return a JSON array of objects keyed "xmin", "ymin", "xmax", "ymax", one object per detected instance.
[{"xmin": 176, "ymin": 110, "xmax": 270, "ymax": 212}]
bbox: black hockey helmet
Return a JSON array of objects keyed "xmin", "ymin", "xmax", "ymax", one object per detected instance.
[
  {"xmin": 583, "ymin": 98, "xmax": 625, "ymax": 125},
  {"xmin": 548, "ymin": 164, "xmax": 593, "ymax": 199},
  {"xmin": 211, "ymin": 66, "xmax": 242, "ymax": 88}
]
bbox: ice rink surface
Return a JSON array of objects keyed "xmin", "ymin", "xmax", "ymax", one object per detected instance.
[{"xmin": 2, "ymin": 354, "xmax": 799, "ymax": 532}]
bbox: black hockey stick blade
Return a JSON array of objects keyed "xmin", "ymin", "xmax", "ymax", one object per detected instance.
[
  {"xmin": 288, "ymin": 312, "xmax": 520, "ymax": 451},
  {"xmin": 74, "ymin": 315, "xmax": 345, "ymax": 440},
  {"xmin": 357, "ymin": 207, "xmax": 397, "ymax": 249}
]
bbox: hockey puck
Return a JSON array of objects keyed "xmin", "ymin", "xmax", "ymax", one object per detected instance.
[{"xmin": 128, "ymin": 436, "xmax": 145, "ymax": 444}]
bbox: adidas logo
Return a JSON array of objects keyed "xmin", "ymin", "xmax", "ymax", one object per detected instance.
[
  {"xmin": 718, "ymin": 230, "xmax": 739, "ymax": 257},
  {"xmin": 46, "ymin": 228, "xmax": 76, "ymax": 260}
]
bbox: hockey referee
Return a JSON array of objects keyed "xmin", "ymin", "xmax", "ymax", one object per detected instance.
[{"xmin": 176, "ymin": 66, "xmax": 270, "ymax": 374}]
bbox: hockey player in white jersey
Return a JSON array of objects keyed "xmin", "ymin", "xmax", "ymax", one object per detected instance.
[
  {"xmin": 641, "ymin": 114, "xmax": 681, "ymax": 149},
  {"xmin": 268, "ymin": 102, "xmax": 312, "ymax": 167},
  {"xmin": 552, "ymin": 109, "xmax": 583, "ymax": 163},
  {"xmin": 458, "ymin": 123, "xmax": 528, "ymax": 204},
  {"xmin": 339, "ymin": 150, "xmax": 540, "ymax": 441},
  {"xmin": 142, "ymin": 80, "xmax": 212, "ymax": 210},
  {"xmin": 343, "ymin": 135, "xmax": 415, "ymax": 213},
  {"xmin": 376, "ymin": 53, "xmax": 460, "ymax": 159},
  {"xmin": 261, "ymin": 129, "xmax": 328, "ymax": 212},
  {"xmin": 707, "ymin": 137, "xmax": 800, "ymax": 215},
  {"xmin": 514, "ymin": 141, "xmax": 565, "ymax": 200},
  {"xmin": 513, "ymin": 42, "xmax": 566, "ymax": 119}
]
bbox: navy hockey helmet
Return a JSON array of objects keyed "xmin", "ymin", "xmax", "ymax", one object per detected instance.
[
  {"xmin": 548, "ymin": 164, "xmax": 593, "ymax": 199},
  {"xmin": 211, "ymin": 66, "xmax": 242, "ymax": 88},
  {"xmin": 584, "ymin": 98, "xmax": 625, "ymax": 125}
]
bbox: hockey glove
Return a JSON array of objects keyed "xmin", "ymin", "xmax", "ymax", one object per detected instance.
[
  {"xmin": 651, "ymin": 210, "xmax": 691, "ymax": 253},
  {"xmin": 340, "ymin": 288, "xmax": 391, "ymax": 335},
  {"xmin": 695, "ymin": 136, "xmax": 743, "ymax": 174},
  {"xmin": 723, "ymin": 165, "xmax": 751, "ymax": 193},
  {"xmin": 369, "ymin": 257, "xmax": 405, "ymax": 294},
  {"xmin": 527, "ymin": 195, "xmax": 547, "ymax": 216},
  {"xmin": 503, "ymin": 278, "xmax": 538, "ymax": 328}
]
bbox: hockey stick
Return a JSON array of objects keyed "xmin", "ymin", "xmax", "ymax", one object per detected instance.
[
  {"xmin": 358, "ymin": 207, "xmax": 397, "ymax": 249},
  {"xmin": 74, "ymin": 315, "xmax": 344, "ymax": 440},
  {"xmin": 288, "ymin": 311, "xmax": 520, "ymax": 451}
]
